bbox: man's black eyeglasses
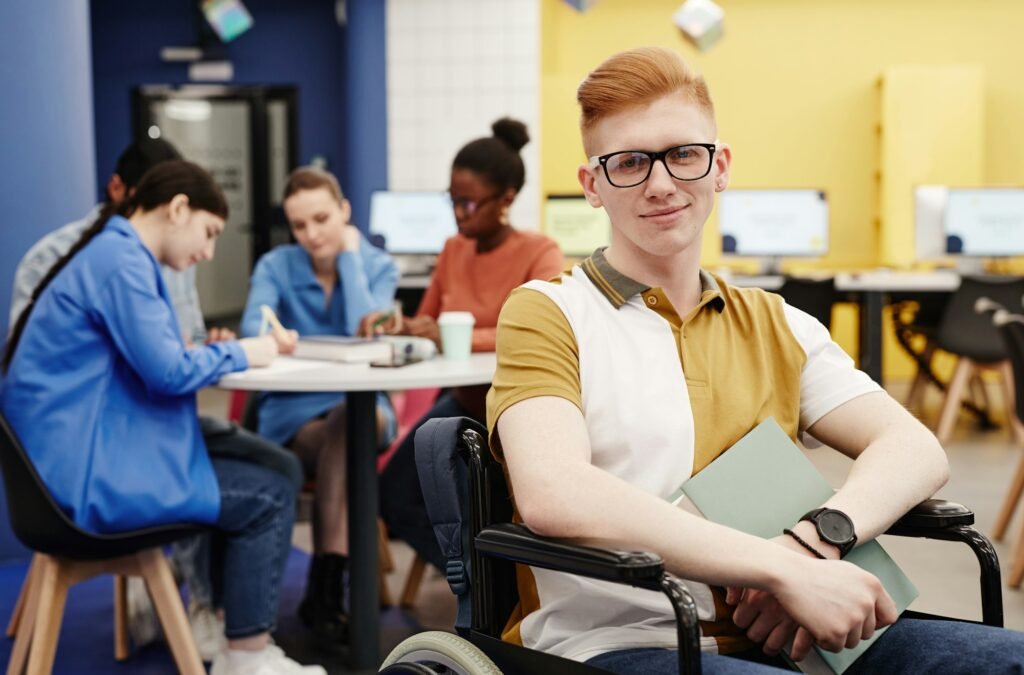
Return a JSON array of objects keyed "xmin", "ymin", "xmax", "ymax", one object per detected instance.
[{"xmin": 589, "ymin": 143, "xmax": 718, "ymax": 188}]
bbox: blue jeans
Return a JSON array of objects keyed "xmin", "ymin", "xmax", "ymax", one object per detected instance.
[
  {"xmin": 586, "ymin": 618, "xmax": 1024, "ymax": 674},
  {"xmin": 206, "ymin": 457, "xmax": 297, "ymax": 639},
  {"xmin": 380, "ymin": 392, "xmax": 473, "ymax": 571},
  {"xmin": 172, "ymin": 417, "xmax": 303, "ymax": 609}
]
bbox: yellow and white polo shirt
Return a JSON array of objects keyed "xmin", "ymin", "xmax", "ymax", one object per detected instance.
[{"xmin": 485, "ymin": 248, "xmax": 880, "ymax": 663}]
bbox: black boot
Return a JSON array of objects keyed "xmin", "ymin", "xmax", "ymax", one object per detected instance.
[{"xmin": 298, "ymin": 553, "xmax": 350, "ymax": 647}]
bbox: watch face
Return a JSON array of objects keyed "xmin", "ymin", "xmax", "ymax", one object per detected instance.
[{"xmin": 818, "ymin": 510, "xmax": 854, "ymax": 545}]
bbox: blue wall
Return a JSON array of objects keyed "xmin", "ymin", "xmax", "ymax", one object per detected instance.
[
  {"xmin": 90, "ymin": 0, "xmax": 356, "ymax": 215},
  {"xmin": 0, "ymin": 1, "xmax": 96, "ymax": 562},
  {"xmin": 343, "ymin": 0, "xmax": 389, "ymax": 234},
  {"xmin": 0, "ymin": 3, "xmax": 97, "ymax": 341}
]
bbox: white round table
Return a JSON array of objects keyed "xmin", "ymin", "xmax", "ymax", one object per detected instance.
[{"xmin": 219, "ymin": 353, "xmax": 496, "ymax": 669}]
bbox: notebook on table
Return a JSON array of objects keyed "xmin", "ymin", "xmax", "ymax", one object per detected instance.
[{"xmin": 292, "ymin": 336, "xmax": 394, "ymax": 364}]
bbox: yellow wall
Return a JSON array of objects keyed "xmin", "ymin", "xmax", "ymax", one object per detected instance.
[{"xmin": 540, "ymin": 0, "xmax": 1024, "ymax": 379}]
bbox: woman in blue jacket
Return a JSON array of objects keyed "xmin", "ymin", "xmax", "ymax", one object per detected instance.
[
  {"xmin": 1, "ymin": 160, "xmax": 324, "ymax": 675},
  {"xmin": 240, "ymin": 166, "xmax": 398, "ymax": 646}
]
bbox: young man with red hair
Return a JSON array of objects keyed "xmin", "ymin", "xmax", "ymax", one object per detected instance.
[{"xmin": 486, "ymin": 47, "xmax": 1023, "ymax": 674}]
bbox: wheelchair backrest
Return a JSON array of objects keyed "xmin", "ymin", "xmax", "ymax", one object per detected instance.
[{"xmin": 414, "ymin": 416, "xmax": 519, "ymax": 639}]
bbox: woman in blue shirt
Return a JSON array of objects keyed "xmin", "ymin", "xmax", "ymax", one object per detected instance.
[
  {"xmin": 240, "ymin": 166, "xmax": 398, "ymax": 646},
  {"xmin": 1, "ymin": 160, "xmax": 324, "ymax": 675}
]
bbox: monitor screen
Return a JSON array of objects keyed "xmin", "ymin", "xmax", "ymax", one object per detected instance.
[
  {"xmin": 944, "ymin": 188, "xmax": 1024, "ymax": 256},
  {"xmin": 914, "ymin": 185, "xmax": 949, "ymax": 261},
  {"xmin": 369, "ymin": 191, "xmax": 457, "ymax": 255},
  {"xmin": 719, "ymin": 189, "xmax": 829, "ymax": 257},
  {"xmin": 543, "ymin": 195, "xmax": 611, "ymax": 257}
]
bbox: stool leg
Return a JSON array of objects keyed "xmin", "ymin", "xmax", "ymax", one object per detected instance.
[
  {"xmin": 6, "ymin": 555, "xmax": 43, "ymax": 675},
  {"xmin": 378, "ymin": 518, "xmax": 395, "ymax": 573},
  {"xmin": 400, "ymin": 556, "xmax": 428, "ymax": 609},
  {"xmin": 1009, "ymin": 503, "xmax": 1024, "ymax": 589},
  {"xmin": 1000, "ymin": 361, "xmax": 1024, "ymax": 445},
  {"xmin": 969, "ymin": 370, "xmax": 990, "ymax": 411},
  {"xmin": 26, "ymin": 556, "xmax": 70, "ymax": 675},
  {"xmin": 378, "ymin": 518, "xmax": 395, "ymax": 607},
  {"xmin": 138, "ymin": 549, "xmax": 204, "ymax": 675},
  {"xmin": 995, "ymin": 447, "xmax": 1024, "ymax": 541},
  {"xmin": 936, "ymin": 359, "xmax": 973, "ymax": 445},
  {"xmin": 6, "ymin": 556, "xmax": 39, "ymax": 639},
  {"xmin": 113, "ymin": 575, "xmax": 129, "ymax": 661}
]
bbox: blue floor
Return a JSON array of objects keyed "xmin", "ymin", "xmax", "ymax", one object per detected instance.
[{"xmin": 0, "ymin": 549, "xmax": 422, "ymax": 674}]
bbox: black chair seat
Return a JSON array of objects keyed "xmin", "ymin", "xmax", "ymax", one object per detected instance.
[
  {"xmin": 936, "ymin": 277, "xmax": 1024, "ymax": 361},
  {"xmin": 0, "ymin": 414, "xmax": 205, "ymax": 560},
  {"xmin": 776, "ymin": 277, "xmax": 836, "ymax": 330}
]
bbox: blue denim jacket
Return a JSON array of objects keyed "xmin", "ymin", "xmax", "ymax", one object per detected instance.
[
  {"xmin": 240, "ymin": 239, "xmax": 398, "ymax": 444},
  {"xmin": 0, "ymin": 216, "xmax": 247, "ymax": 533},
  {"xmin": 9, "ymin": 205, "xmax": 207, "ymax": 343}
]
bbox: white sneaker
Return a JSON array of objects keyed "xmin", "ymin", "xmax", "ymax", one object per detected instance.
[
  {"xmin": 126, "ymin": 577, "xmax": 159, "ymax": 647},
  {"xmin": 188, "ymin": 601, "xmax": 227, "ymax": 662},
  {"xmin": 210, "ymin": 644, "xmax": 327, "ymax": 675}
]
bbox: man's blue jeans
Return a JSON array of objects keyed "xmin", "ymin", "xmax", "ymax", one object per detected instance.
[{"xmin": 585, "ymin": 618, "xmax": 1024, "ymax": 674}]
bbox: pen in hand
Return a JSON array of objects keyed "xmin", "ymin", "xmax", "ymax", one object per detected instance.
[
  {"xmin": 259, "ymin": 304, "xmax": 299, "ymax": 353},
  {"xmin": 369, "ymin": 300, "xmax": 403, "ymax": 335}
]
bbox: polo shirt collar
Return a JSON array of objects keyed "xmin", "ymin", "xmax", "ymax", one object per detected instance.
[
  {"xmin": 290, "ymin": 248, "xmax": 326, "ymax": 289},
  {"xmin": 580, "ymin": 247, "xmax": 725, "ymax": 312}
]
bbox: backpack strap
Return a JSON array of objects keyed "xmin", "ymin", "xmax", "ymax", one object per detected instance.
[{"xmin": 414, "ymin": 416, "xmax": 485, "ymax": 633}]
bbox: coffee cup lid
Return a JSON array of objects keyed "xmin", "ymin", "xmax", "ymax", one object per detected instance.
[{"xmin": 438, "ymin": 311, "xmax": 475, "ymax": 325}]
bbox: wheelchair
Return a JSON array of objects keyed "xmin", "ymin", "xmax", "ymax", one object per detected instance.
[{"xmin": 380, "ymin": 417, "xmax": 1004, "ymax": 675}]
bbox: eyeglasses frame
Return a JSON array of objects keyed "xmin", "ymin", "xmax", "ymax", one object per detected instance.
[
  {"xmin": 588, "ymin": 142, "xmax": 719, "ymax": 188},
  {"xmin": 448, "ymin": 191, "xmax": 502, "ymax": 217}
]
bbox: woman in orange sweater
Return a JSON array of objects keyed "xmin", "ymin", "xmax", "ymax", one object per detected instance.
[{"xmin": 365, "ymin": 118, "xmax": 564, "ymax": 569}]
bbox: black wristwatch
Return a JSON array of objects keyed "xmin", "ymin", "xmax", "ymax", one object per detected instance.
[{"xmin": 800, "ymin": 508, "xmax": 858, "ymax": 558}]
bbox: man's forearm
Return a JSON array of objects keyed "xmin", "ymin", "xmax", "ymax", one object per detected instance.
[{"xmin": 806, "ymin": 393, "xmax": 949, "ymax": 545}]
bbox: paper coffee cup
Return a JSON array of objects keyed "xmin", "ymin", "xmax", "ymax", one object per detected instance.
[{"xmin": 437, "ymin": 311, "xmax": 475, "ymax": 360}]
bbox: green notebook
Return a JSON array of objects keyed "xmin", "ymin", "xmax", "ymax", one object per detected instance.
[{"xmin": 677, "ymin": 417, "xmax": 918, "ymax": 674}]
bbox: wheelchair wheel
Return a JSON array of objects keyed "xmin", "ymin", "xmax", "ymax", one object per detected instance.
[{"xmin": 380, "ymin": 630, "xmax": 502, "ymax": 674}]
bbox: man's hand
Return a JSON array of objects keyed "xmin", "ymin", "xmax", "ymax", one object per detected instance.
[
  {"xmin": 729, "ymin": 533, "xmax": 826, "ymax": 656},
  {"xmin": 206, "ymin": 326, "xmax": 236, "ymax": 343},
  {"xmin": 768, "ymin": 555, "xmax": 897, "ymax": 660}
]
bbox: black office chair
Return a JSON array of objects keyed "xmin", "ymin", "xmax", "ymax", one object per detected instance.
[
  {"xmin": 776, "ymin": 277, "xmax": 836, "ymax": 330},
  {"xmin": 992, "ymin": 310, "xmax": 1024, "ymax": 588},
  {"xmin": 380, "ymin": 417, "xmax": 1003, "ymax": 675},
  {"xmin": 933, "ymin": 277, "xmax": 1024, "ymax": 445},
  {"xmin": 891, "ymin": 291, "xmax": 954, "ymax": 413},
  {"xmin": 0, "ymin": 414, "xmax": 205, "ymax": 675}
]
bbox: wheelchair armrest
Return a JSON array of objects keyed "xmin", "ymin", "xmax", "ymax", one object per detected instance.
[
  {"xmin": 475, "ymin": 522, "xmax": 704, "ymax": 674},
  {"xmin": 886, "ymin": 498, "xmax": 974, "ymax": 535},
  {"xmin": 883, "ymin": 498, "xmax": 1003, "ymax": 628},
  {"xmin": 475, "ymin": 522, "xmax": 665, "ymax": 588}
]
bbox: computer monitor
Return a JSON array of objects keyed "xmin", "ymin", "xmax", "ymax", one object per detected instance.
[
  {"xmin": 944, "ymin": 188, "xmax": 1024, "ymax": 256},
  {"xmin": 719, "ymin": 189, "xmax": 828, "ymax": 259},
  {"xmin": 369, "ymin": 191, "xmax": 457, "ymax": 255},
  {"xmin": 914, "ymin": 185, "xmax": 949, "ymax": 261},
  {"xmin": 543, "ymin": 195, "xmax": 611, "ymax": 257}
]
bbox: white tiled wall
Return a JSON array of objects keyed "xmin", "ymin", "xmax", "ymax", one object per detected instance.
[{"xmin": 386, "ymin": 0, "xmax": 540, "ymax": 230}]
